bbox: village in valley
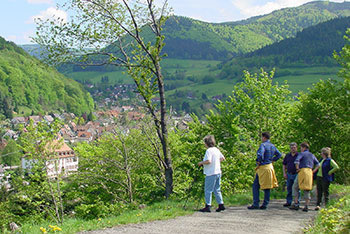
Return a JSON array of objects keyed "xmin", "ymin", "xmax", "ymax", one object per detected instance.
[{"xmin": 0, "ymin": 98, "xmax": 194, "ymax": 189}]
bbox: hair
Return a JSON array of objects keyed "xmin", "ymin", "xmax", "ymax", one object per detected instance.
[
  {"xmin": 300, "ymin": 142, "xmax": 310, "ymax": 149},
  {"xmin": 261, "ymin": 132, "xmax": 270, "ymax": 139},
  {"xmin": 321, "ymin": 147, "xmax": 331, "ymax": 158},
  {"xmin": 204, "ymin": 135, "xmax": 216, "ymax": 147},
  {"xmin": 290, "ymin": 142, "xmax": 297, "ymax": 147}
]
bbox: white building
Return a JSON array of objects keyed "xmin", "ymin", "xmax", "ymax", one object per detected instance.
[{"xmin": 22, "ymin": 140, "xmax": 78, "ymax": 178}]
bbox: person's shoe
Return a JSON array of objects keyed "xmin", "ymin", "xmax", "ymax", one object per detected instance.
[
  {"xmin": 216, "ymin": 204, "xmax": 226, "ymax": 212},
  {"xmin": 247, "ymin": 205, "xmax": 259, "ymax": 210},
  {"xmin": 302, "ymin": 206, "xmax": 309, "ymax": 212},
  {"xmin": 259, "ymin": 205, "xmax": 267, "ymax": 210},
  {"xmin": 289, "ymin": 204, "xmax": 299, "ymax": 210},
  {"xmin": 199, "ymin": 205, "xmax": 211, "ymax": 212},
  {"xmin": 283, "ymin": 203, "xmax": 291, "ymax": 207},
  {"xmin": 315, "ymin": 206, "xmax": 320, "ymax": 211}
]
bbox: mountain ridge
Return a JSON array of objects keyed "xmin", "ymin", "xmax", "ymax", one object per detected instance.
[{"xmin": 0, "ymin": 36, "xmax": 94, "ymax": 118}]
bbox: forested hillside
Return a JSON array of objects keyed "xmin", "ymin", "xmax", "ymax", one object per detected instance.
[
  {"xmin": 53, "ymin": 0, "xmax": 350, "ymax": 74},
  {"xmin": 0, "ymin": 37, "xmax": 94, "ymax": 118},
  {"xmin": 161, "ymin": 1, "xmax": 350, "ymax": 60},
  {"xmin": 218, "ymin": 16, "xmax": 350, "ymax": 79}
]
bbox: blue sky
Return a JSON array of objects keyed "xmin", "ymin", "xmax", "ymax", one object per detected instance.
[{"xmin": 0, "ymin": 0, "xmax": 347, "ymax": 44}]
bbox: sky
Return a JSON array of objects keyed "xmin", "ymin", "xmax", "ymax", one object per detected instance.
[{"xmin": 0, "ymin": 0, "xmax": 347, "ymax": 45}]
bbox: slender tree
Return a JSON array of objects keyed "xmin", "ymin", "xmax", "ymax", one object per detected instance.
[{"xmin": 33, "ymin": 0, "xmax": 173, "ymax": 197}]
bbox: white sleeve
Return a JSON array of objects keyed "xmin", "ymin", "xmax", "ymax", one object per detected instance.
[
  {"xmin": 204, "ymin": 150, "xmax": 212, "ymax": 161},
  {"xmin": 220, "ymin": 151, "xmax": 225, "ymax": 159}
]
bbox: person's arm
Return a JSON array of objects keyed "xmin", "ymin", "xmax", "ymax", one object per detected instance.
[
  {"xmin": 198, "ymin": 160, "xmax": 211, "ymax": 166},
  {"xmin": 256, "ymin": 144, "xmax": 265, "ymax": 165},
  {"xmin": 313, "ymin": 155, "xmax": 320, "ymax": 172},
  {"xmin": 312, "ymin": 164, "xmax": 320, "ymax": 174},
  {"xmin": 220, "ymin": 154, "xmax": 225, "ymax": 162},
  {"xmin": 283, "ymin": 164, "xmax": 287, "ymax": 179},
  {"xmin": 198, "ymin": 150, "xmax": 212, "ymax": 166},
  {"xmin": 272, "ymin": 147, "xmax": 282, "ymax": 161},
  {"xmin": 328, "ymin": 159, "xmax": 340, "ymax": 174},
  {"xmin": 294, "ymin": 154, "xmax": 302, "ymax": 172}
]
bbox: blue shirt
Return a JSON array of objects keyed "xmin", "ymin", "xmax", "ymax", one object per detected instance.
[
  {"xmin": 256, "ymin": 140, "xmax": 282, "ymax": 165},
  {"xmin": 294, "ymin": 150, "xmax": 319, "ymax": 169},
  {"xmin": 283, "ymin": 152, "xmax": 299, "ymax": 174}
]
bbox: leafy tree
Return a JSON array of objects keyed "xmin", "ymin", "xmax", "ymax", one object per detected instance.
[
  {"xmin": 210, "ymin": 69, "xmax": 292, "ymax": 147},
  {"xmin": 34, "ymin": 0, "xmax": 174, "ymax": 198},
  {"xmin": 72, "ymin": 120, "xmax": 164, "ymax": 218},
  {"xmin": 207, "ymin": 70, "xmax": 290, "ymax": 188},
  {"xmin": 174, "ymin": 70, "xmax": 293, "ymax": 198},
  {"xmin": 334, "ymin": 28, "xmax": 350, "ymax": 82},
  {"xmin": 1, "ymin": 139, "xmax": 22, "ymax": 166},
  {"xmin": 292, "ymin": 29, "xmax": 350, "ymax": 183},
  {"xmin": 18, "ymin": 120, "xmax": 65, "ymax": 224}
]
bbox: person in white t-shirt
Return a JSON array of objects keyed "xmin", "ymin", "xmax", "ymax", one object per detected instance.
[{"xmin": 198, "ymin": 135, "xmax": 226, "ymax": 212}]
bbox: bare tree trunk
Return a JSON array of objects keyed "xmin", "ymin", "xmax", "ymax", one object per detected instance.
[{"xmin": 155, "ymin": 61, "xmax": 173, "ymax": 198}]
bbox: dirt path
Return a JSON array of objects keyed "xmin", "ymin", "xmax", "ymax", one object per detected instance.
[{"xmin": 82, "ymin": 199, "xmax": 317, "ymax": 234}]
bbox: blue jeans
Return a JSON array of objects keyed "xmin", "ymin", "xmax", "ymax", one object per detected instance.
[
  {"xmin": 286, "ymin": 173, "xmax": 300, "ymax": 204},
  {"xmin": 252, "ymin": 174, "xmax": 270, "ymax": 207},
  {"xmin": 204, "ymin": 174, "xmax": 223, "ymax": 205}
]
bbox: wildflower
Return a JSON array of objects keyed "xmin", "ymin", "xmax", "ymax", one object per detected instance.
[
  {"xmin": 98, "ymin": 218, "xmax": 102, "ymax": 221},
  {"xmin": 40, "ymin": 227, "xmax": 47, "ymax": 233},
  {"xmin": 53, "ymin": 226, "xmax": 62, "ymax": 231}
]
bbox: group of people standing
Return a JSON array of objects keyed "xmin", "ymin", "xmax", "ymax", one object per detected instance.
[{"xmin": 197, "ymin": 133, "xmax": 339, "ymax": 213}]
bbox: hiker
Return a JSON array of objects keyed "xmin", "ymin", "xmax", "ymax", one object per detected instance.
[
  {"xmin": 289, "ymin": 142, "xmax": 319, "ymax": 212},
  {"xmin": 315, "ymin": 147, "xmax": 339, "ymax": 210},
  {"xmin": 282, "ymin": 142, "xmax": 300, "ymax": 207},
  {"xmin": 198, "ymin": 135, "xmax": 226, "ymax": 212},
  {"xmin": 248, "ymin": 132, "xmax": 282, "ymax": 210}
]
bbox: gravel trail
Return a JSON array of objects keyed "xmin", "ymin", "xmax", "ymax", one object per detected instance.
[{"xmin": 82, "ymin": 199, "xmax": 317, "ymax": 234}]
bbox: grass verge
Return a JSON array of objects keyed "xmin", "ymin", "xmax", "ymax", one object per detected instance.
[
  {"xmin": 303, "ymin": 184, "xmax": 350, "ymax": 233},
  {"xmin": 16, "ymin": 188, "xmax": 297, "ymax": 233}
]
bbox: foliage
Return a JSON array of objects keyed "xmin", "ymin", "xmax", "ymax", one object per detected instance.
[
  {"xmin": 171, "ymin": 70, "xmax": 293, "ymax": 200},
  {"xmin": 292, "ymin": 31, "xmax": 350, "ymax": 183},
  {"xmin": 334, "ymin": 28, "xmax": 350, "ymax": 81},
  {"xmin": 304, "ymin": 185, "xmax": 350, "ymax": 233},
  {"xmin": 71, "ymin": 122, "xmax": 164, "ymax": 219},
  {"xmin": 16, "ymin": 120, "xmax": 65, "ymax": 224},
  {"xmin": 0, "ymin": 36, "xmax": 94, "ymax": 117},
  {"xmin": 0, "ymin": 139, "xmax": 22, "ymax": 166},
  {"xmin": 34, "ymin": 0, "xmax": 174, "ymax": 198},
  {"xmin": 219, "ymin": 16, "xmax": 350, "ymax": 80}
]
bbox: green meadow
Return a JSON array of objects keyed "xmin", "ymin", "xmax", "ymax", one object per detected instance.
[{"xmin": 64, "ymin": 59, "xmax": 342, "ymax": 109}]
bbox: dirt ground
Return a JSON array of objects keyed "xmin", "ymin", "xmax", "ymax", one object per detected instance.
[{"xmin": 82, "ymin": 199, "xmax": 318, "ymax": 234}]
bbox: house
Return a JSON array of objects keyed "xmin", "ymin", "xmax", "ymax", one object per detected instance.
[
  {"xmin": 3, "ymin": 129, "xmax": 17, "ymax": 139},
  {"xmin": 11, "ymin": 117, "xmax": 27, "ymax": 125},
  {"xmin": 76, "ymin": 131, "xmax": 93, "ymax": 142},
  {"xmin": 43, "ymin": 115, "xmax": 54, "ymax": 123},
  {"xmin": 0, "ymin": 165, "xmax": 19, "ymax": 190},
  {"xmin": 22, "ymin": 140, "xmax": 78, "ymax": 178},
  {"xmin": 127, "ymin": 111, "xmax": 145, "ymax": 121},
  {"xmin": 122, "ymin": 105, "xmax": 133, "ymax": 112},
  {"xmin": 29, "ymin": 115, "xmax": 41, "ymax": 124}
]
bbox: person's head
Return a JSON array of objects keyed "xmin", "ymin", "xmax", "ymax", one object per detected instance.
[
  {"xmin": 261, "ymin": 132, "xmax": 270, "ymax": 142},
  {"xmin": 290, "ymin": 142, "xmax": 298, "ymax": 154},
  {"xmin": 204, "ymin": 135, "xmax": 216, "ymax": 148},
  {"xmin": 300, "ymin": 142, "xmax": 309, "ymax": 152},
  {"xmin": 321, "ymin": 147, "xmax": 331, "ymax": 158}
]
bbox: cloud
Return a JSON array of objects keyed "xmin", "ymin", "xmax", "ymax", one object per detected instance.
[
  {"xmin": 231, "ymin": 0, "xmax": 316, "ymax": 18},
  {"xmin": 6, "ymin": 35, "xmax": 17, "ymax": 42},
  {"xmin": 28, "ymin": 7, "xmax": 68, "ymax": 24},
  {"xmin": 27, "ymin": 0, "xmax": 53, "ymax": 4}
]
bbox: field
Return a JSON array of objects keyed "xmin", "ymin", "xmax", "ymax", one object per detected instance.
[{"xmin": 63, "ymin": 59, "xmax": 342, "ymax": 112}]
